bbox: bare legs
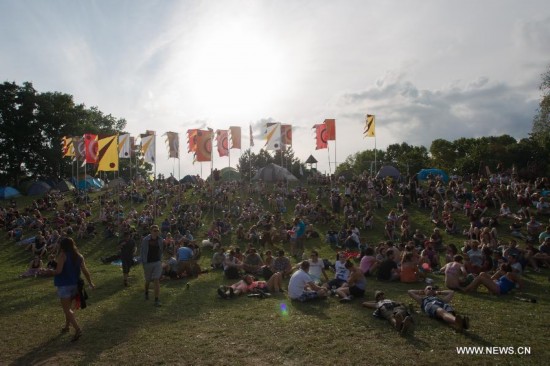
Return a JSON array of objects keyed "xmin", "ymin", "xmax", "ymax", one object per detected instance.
[{"xmin": 463, "ymin": 272, "xmax": 500, "ymax": 294}]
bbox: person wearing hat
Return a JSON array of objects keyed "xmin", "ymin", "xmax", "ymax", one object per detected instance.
[
  {"xmin": 362, "ymin": 291, "xmax": 414, "ymax": 335},
  {"xmin": 408, "ymin": 286, "xmax": 468, "ymax": 332}
]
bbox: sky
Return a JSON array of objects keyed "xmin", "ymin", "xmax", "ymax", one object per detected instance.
[{"xmin": 1, "ymin": 0, "xmax": 549, "ymax": 178}]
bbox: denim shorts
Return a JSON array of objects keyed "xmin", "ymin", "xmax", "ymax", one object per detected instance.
[{"xmin": 57, "ymin": 285, "xmax": 78, "ymax": 299}]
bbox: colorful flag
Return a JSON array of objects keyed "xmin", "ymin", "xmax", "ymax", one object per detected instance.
[
  {"xmin": 265, "ymin": 122, "xmax": 282, "ymax": 150},
  {"xmin": 364, "ymin": 114, "xmax": 375, "ymax": 137},
  {"xmin": 313, "ymin": 124, "xmax": 328, "ymax": 150},
  {"xmin": 195, "ymin": 129, "xmax": 212, "ymax": 162},
  {"xmin": 140, "ymin": 134, "xmax": 156, "ymax": 163},
  {"xmin": 187, "ymin": 129, "xmax": 198, "ymax": 152},
  {"xmin": 118, "ymin": 134, "xmax": 131, "ymax": 158},
  {"xmin": 324, "ymin": 119, "xmax": 336, "ymax": 140},
  {"xmin": 164, "ymin": 132, "xmax": 179, "ymax": 159},
  {"xmin": 229, "ymin": 126, "xmax": 241, "ymax": 149},
  {"xmin": 249, "ymin": 124, "xmax": 254, "ymax": 147},
  {"xmin": 84, "ymin": 133, "xmax": 98, "ymax": 163},
  {"xmin": 61, "ymin": 137, "xmax": 72, "ymax": 157},
  {"xmin": 73, "ymin": 136, "xmax": 85, "ymax": 160},
  {"xmin": 281, "ymin": 124, "xmax": 292, "ymax": 146},
  {"xmin": 216, "ymin": 130, "xmax": 229, "ymax": 157},
  {"xmin": 97, "ymin": 135, "xmax": 119, "ymax": 171}
]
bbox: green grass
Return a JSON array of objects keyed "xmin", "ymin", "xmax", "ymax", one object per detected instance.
[{"xmin": 0, "ymin": 184, "xmax": 549, "ymax": 365}]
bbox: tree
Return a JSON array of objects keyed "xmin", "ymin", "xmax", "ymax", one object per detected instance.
[
  {"xmin": 532, "ymin": 65, "xmax": 550, "ymax": 146},
  {"xmin": 386, "ymin": 143, "xmax": 429, "ymax": 176},
  {"xmin": 0, "ymin": 81, "xmax": 128, "ymax": 185},
  {"xmin": 335, "ymin": 149, "xmax": 385, "ymax": 176}
]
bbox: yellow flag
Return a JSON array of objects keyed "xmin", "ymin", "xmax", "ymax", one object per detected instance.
[
  {"xmin": 97, "ymin": 135, "xmax": 119, "ymax": 171},
  {"xmin": 364, "ymin": 114, "xmax": 375, "ymax": 137}
]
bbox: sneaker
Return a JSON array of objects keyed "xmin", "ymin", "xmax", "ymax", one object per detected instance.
[
  {"xmin": 463, "ymin": 316, "xmax": 470, "ymax": 330},
  {"xmin": 339, "ymin": 296, "xmax": 351, "ymax": 303},
  {"xmin": 454, "ymin": 315, "xmax": 464, "ymax": 333},
  {"xmin": 154, "ymin": 300, "xmax": 162, "ymax": 307},
  {"xmin": 394, "ymin": 312, "xmax": 404, "ymax": 331},
  {"xmin": 400, "ymin": 316, "xmax": 414, "ymax": 336},
  {"xmin": 217, "ymin": 287, "xmax": 228, "ymax": 299}
]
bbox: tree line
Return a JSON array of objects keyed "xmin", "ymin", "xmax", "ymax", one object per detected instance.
[{"xmin": 1, "ymin": 65, "xmax": 549, "ymax": 185}]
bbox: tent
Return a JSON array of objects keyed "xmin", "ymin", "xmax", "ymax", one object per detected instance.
[
  {"xmin": 219, "ymin": 167, "xmax": 242, "ymax": 182},
  {"xmin": 0, "ymin": 186, "xmax": 21, "ymax": 199},
  {"xmin": 180, "ymin": 175, "xmax": 198, "ymax": 184},
  {"xmin": 76, "ymin": 177, "xmax": 102, "ymax": 190},
  {"xmin": 375, "ymin": 165, "xmax": 401, "ymax": 180},
  {"xmin": 108, "ymin": 178, "xmax": 127, "ymax": 188},
  {"xmin": 417, "ymin": 168, "xmax": 449, "ymax": 183},
  {"xmin": 55, "ymin": 180, "xmax": 76, "ymax": 192},
  {"xmin": 252, "ymin": 163, "xmax": 298, "ymax": 182},
  {"xmin": 27, "ymin": 181, "xmax": 52, "ymax": 196}
]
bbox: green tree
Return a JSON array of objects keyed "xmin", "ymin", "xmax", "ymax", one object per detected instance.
[
  {"xmin": 386, "ymin": 143, "xmax": 429, "ymax": 176},
  {"xmin": 532, "ymin": 65, "xmax": 550, "ymax": 146}
]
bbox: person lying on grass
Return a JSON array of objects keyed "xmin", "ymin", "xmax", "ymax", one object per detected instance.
[
  {"xmin": 217, "ymin": 273, "xmax": 283, "ymax": 299},
  {"xmin": 362, "ymin": 290, "xmax": 414, "ymax": 336},
  {"xmin": 462, "ymin": 263, "xmax": 522, "ymax": 295},
  {"xmin": 407, "ymin": 286, "xmax": 469, "ymax": 332}
]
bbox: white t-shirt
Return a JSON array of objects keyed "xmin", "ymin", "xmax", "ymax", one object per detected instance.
[
  {"xmin": 334, "ymin": 260, "xmax": 350, "ymax": 281},
  {"xmin": 308, "ymin": 259, "xmax": 325, "ymax": 282},
  {"xmin": 288, "ymin": 269, "xmax": 313, "ymax": 299}
]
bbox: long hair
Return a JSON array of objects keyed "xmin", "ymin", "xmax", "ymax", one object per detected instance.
[{"xmin": 59, "ymin": 237, "xmax": 80, "ymax": 263}]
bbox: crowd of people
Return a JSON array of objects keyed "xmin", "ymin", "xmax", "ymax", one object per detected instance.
[{"xmin": 5, "ymin": 170, "xmax": 550, "ymax": 340}]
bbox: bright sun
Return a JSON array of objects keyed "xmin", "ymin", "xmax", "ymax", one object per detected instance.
[{"xmin": 186, "ymin": 22, "xmax": 288, "ymax": 117}]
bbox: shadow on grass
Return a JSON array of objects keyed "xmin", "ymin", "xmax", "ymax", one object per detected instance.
[{"xmin": 289, "ymin": 298, "xmax": 332, "ymax": 319}]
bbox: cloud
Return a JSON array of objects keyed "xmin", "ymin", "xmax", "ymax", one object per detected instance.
[{"xmin": 340, "ymin": 75, "xmax": 538, "ymax": 148}]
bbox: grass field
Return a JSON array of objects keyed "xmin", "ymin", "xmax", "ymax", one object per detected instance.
[{"xmin": 0, "ymin": 182, "xmax": 549, "ymax": 366}]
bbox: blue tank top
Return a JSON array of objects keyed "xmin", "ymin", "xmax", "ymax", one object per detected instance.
[
  {"xmin": 497, "ymin": 275, "xmax": 515, "ymax": 294},
  {"xmin": 54, "ymin": 252, "xmax": 81, "ymax": 287}
]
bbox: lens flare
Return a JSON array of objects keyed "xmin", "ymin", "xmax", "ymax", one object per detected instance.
[{"xmin": 279, "ymin": 302, "xmax": 289, "ymax": 318}]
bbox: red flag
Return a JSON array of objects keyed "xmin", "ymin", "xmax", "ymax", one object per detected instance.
[
  {"xmin": 229, "ymin": 126, "xmax": 241, "ymax": 149},
  {"xmin": 84, "ymin": 133, "xmax": 98, "ymax": 163},
  {"xmin": 313, "ymin": 124, "xmax": 327, "ymax": 150},
  {"xmin": 187, "ymin": 129, "xmax": 198, "ymax": 152},
  {"xmin": 195, "ymin": 130, "xmax": 212, "ymax": 162},
  {"xmin": 216, "ymin": 130, "xmax": 229, "ymax": 157},
  {"xmin": 324, "ymin": 119, "xmax": 335, "ymax": 140},
  {"xmin": 281, "ymin": 124, "xmax": 292, "ymax": 146}
]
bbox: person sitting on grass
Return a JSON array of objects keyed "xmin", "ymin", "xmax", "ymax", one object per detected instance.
[
  {"xmin": 20, "ymin": 256, "xmax": 45, "ymax": 278},
  {"xmin": 407, "ymin": 286, "xmax": 469, "ymax": 332},
  {"xmin": 217, "ymin": 273, "xmax": 283, "ymax": 299},
  {"xmin": 439, "ymin": 255, "xmax": 469, "ymax": 290},
  {"xmin": 288, "ymin": 261, "xmax": 328, "ymax": 302},
  {"xmin": 462, "ymin": 263, "xmax": 522, "ymax": 295},
  {"xmin": 362, "ymin": 290, "xmax": 414, "ymax": 336},
  {"xmin": 377, "ymin": 249, "xmax": 400, "ymax": 281},
  {"xmin": 359, "ymin": 247, "xmax": 378, "ymax": 277},
  {"xmin": 400, "ymin": 252, "xmax": 421, "ymax": 283},
  {"xmin": 336, "ymin": 260, "xmax": 366, "ymax": 302}
]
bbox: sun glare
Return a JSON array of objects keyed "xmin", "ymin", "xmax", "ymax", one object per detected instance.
[{"xmin": 186, "ymin": 22, "xmax": 288, "ymax": 117}]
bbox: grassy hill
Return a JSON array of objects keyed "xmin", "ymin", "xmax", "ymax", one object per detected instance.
[{"xmin": 0, "ymin": 180, "xmax": 548, "ymax": 365}]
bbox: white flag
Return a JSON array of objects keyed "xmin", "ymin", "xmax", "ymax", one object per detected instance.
[
  {"xmin": 265, "ymin": 122, "xmax": 282, "ymax": 151},
  {"xmin": 141, "ymin": 134, "xmax": 156, "ymax": 163},
  {"xmin": 118, "ymin": 134, "xmax": 131, "ymax": 158}
]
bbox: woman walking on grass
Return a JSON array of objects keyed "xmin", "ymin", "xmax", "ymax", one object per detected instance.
[{"xmin": 48, "ymin": 237, "xmax": 94, "ymax": 342}]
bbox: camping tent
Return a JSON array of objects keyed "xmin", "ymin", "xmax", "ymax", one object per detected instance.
[
  {"xmin": 55, "ymin": 180, "xmax": 76, "ymax": 192},
  {"xmin": 27, "ymin": 181, "xmax": 52, "ymax": 196},
  {"xmin": 0, "ymin": 186, "xmax": 21, "ymax": 199},
  {"xmin": 76, "ymin": 176, "xmax": 102, "ymax": 190},
  {"xmin": 180, "ymin": 175, "xmax": 198, "ymax": 184},
  {"xmin": 108, "ymin": 178, "xmax": 127, "ymax": 188},
  {"xmin": 252, "ymin": 163, "xmax": 298, "ymax": 182},
  {"xmin": 417, "ymin": 168, "xmax": 449, "ymax": 183},
  {"xmin": 375, "ymin": 165, "xmax": 401, "ymax": 180}
]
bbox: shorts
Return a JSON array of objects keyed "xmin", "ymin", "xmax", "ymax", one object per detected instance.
[
  {"xmin": 327, "ymin": 278, "xmax": 346, "ymax": 289},
  {"xmin": 349, "ymin": 286, "xmax": 365, "ymax": 298},
  {"xmin": 57, "ymin": 285, "xmax": 78, "ymax": 299},
  {"xmin": 143, "ymin": 261, "xmax": 162, "ymax": 281},
  {"xmin": 294, "ymin": 290, "xmax": 320, "ymax": 302},
  {"xmin": 423, "ymin": 300, "xmax": 454, "ymax": 318},
  {"xmin": 121, "ymin": 258, "xmax": 133, "ymax": 274}
]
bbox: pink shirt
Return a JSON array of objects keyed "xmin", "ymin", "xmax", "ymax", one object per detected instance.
[{"xmin": 360, "ymin": 255, "xmax": 377, "ymax": 274}]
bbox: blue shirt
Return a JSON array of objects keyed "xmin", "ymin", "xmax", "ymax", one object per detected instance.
[{"xmin": 177, "ymin": 246, "xmax": 193, "ymax": 261}]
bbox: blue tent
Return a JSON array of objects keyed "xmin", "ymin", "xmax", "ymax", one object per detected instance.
[
  {"xmin": 27, "ymin": 181, "xmax": 52, "ymax": 196},
  {"xmin": 0, "ymin": 186, "xmax": 21, "ymax": 199},
  {"xmin": 417, "ymin": 168, "xmax": 449, "ymax": 183},
  {"xmin": 77, "ymin": 177, "xmax": 101, "ymax": 190}
]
